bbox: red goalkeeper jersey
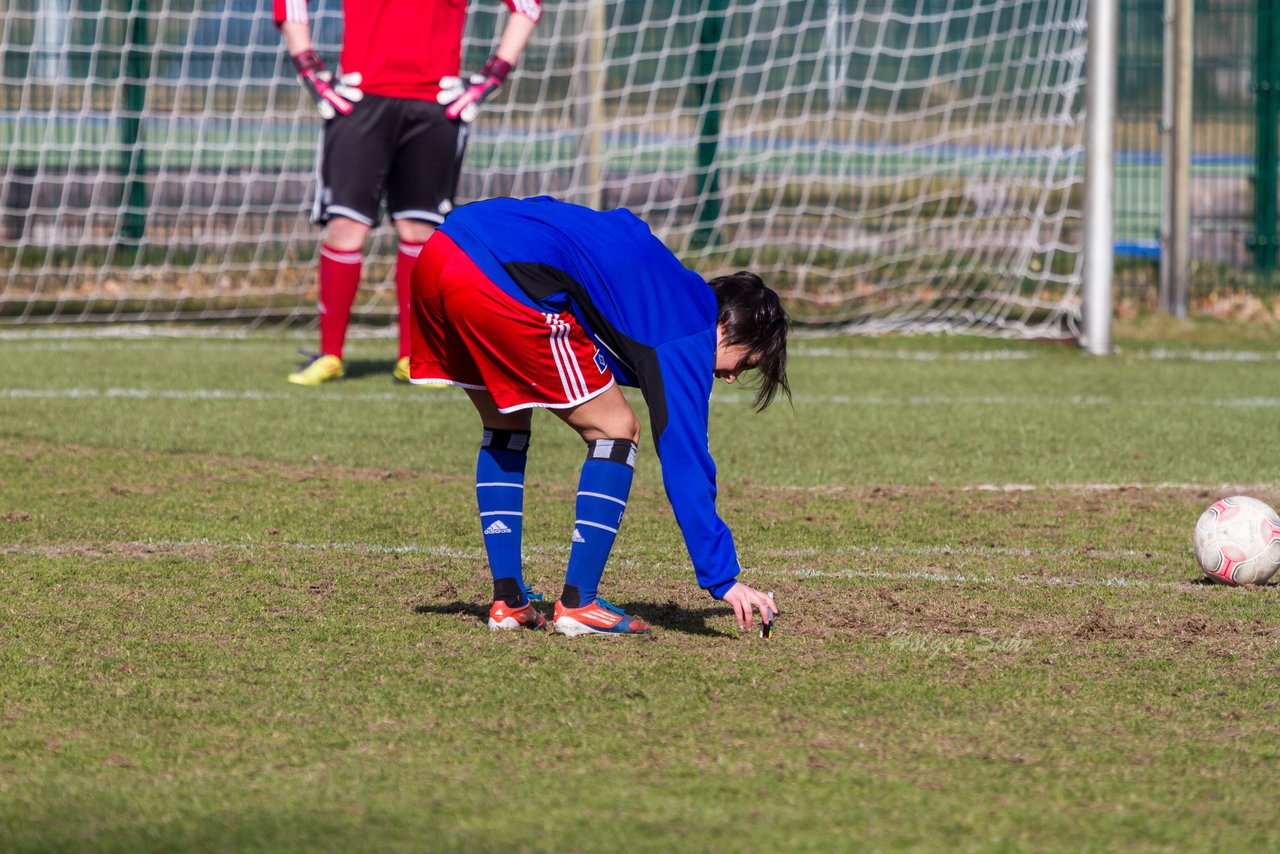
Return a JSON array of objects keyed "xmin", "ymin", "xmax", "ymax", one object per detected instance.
[{"xmin": 274, "ymin": 0, "xmax": 542, "ymax": 101}]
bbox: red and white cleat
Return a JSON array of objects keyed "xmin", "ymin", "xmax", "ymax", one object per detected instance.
[{"xmin": 552, "ymin": 598, "xmax": 651, "ymax": 636}]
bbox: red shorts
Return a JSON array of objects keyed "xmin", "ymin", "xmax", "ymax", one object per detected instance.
[{"xmin": 408, "ymin": 232, "xmax": 615, "ymax": 412}]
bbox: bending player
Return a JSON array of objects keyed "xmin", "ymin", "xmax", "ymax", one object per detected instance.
[
  {"xmin": 409, "ymin": 196, "xmax": 788, "ymax": 635},
  {"xmin": 274, "ymin": 0, "xmax": 541, "ymax": 385}
]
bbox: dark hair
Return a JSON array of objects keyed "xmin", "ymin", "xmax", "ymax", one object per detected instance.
[{"xmin": 709, "ymin": 271, "xmax": 790, "ymax": 411}]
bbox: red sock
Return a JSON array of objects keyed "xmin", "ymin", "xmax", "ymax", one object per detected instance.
[
  {"xmin": 396, "ymin": 240, "xmax": 427, "ymax": 360},
  {"xmin": 318, "ymin": 244, "xmax": 363, "ymax": 360}
]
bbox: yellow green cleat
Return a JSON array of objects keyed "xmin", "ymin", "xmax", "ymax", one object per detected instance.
[
  {"xmin": 287, "ymin": 353, "xmax": 344, "ymax": 386},
  {"xmin": 393, "ymin": 356, "xmax": 411, "ymax": 383}
]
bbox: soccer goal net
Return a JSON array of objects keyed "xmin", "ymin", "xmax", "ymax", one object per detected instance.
[{"xmin": 0, "ymin": 0, "xmax": 1088, "ymax": 336}]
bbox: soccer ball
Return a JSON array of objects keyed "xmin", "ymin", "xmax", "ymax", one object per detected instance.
[{"xmin": 1192, "ymin": 496, "xmax": 1280, "ymax": 586}]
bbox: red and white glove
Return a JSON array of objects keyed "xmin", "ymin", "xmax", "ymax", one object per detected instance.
[
  {"xmin": 292, "ymin": 49, "xmax": 363, "ymax": 120},
  {"xmin": 437, "ymin": 57, "xmax": 512, "ymax": 123}
]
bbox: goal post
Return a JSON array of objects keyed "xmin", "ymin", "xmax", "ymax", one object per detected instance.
[
  {"xmin": 1083, "ymin": 0, "xmax": 1116, "ymax": 355},
  {"xmin": 0, "ymin": 0, "xmax": 1096, "ymax": 340}
]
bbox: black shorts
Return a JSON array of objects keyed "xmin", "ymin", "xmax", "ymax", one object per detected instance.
[{"xmin": 313, "ymin": 94, "xmax": 467, "ymax": 227}]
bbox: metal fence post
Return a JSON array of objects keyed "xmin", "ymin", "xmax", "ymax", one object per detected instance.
[
  {"xmin": 1159, "ymin": 0, "xmax": 1192, "ymax": 317},
  {"xmin": 583, "ymin": 0, "xmax": 606, "ymax": 212},
  {"xmin": 692, "ymin": 0, "xmax": 727, "ymax": 250},
  {"xmin": 120, "ymin": 0, "xmax": 151, "ymax": 249},
  {"xmin": 1253, "ymin": 0, "xmax": 1279, "ymax": 275}
]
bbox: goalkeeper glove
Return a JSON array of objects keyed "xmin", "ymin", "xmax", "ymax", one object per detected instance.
[
  {"xmin": 437, "ymin": 56, "xmax": 513, "ymax": 123},
  {"xmin": 292, "ymin": 50, "xmax": 363, "ymax": 120}
]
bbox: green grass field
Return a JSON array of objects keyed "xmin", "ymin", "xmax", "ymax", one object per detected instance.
[{"xmin": 2, "ymin": 321, "xmax": 1279, "ymax": 852}]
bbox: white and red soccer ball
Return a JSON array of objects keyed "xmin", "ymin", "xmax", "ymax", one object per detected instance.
[{"xmin": 1192, "ymin": 496, "xmax": 1280, "ymax": 586}]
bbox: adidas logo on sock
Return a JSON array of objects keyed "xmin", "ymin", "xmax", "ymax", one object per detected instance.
[
  {"xmin": 572, "ymin": 528, "xmax": 586, "ymax": 543},
  {"xmin": 484, "ymin": 519, "xmax": 513, "ymax": 535}
]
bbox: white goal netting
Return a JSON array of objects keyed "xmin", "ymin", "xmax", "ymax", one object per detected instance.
[{"xmin": 0, "ymin": 0, "xmax": 1088, "ymax": 335}]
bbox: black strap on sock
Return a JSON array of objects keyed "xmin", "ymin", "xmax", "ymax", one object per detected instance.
[
  {"xmin": 493, "ymin": 577, "xmax": 527, "ymax": 608},
  {"xmin": 559, "ymin": 583, "xmax": 582, "ymax": 609},
  {"xmin": 585, "ymin": 438, "xmax": 637, "ymax": 468},
  {"xmin": 481, "ymin": 429, "xmax": 531, "ymax": 453}
]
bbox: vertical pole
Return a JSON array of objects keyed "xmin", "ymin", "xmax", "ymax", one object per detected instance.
[
  {"xmin": 692, "ymin": 0, "xmax": 727, "ymax": 250},
  {"xmin": 584, "ymin": 0, "xmax": 605, "ymax": 211},
  {"xmin": 120, "ymin": 0, "xmax": 150, "ymax": 248},
  {"xmin": 1159, "ymin": 0, "xmax": 1174, "ymax": 290},
  {"xmin": 1253, "ymin": 0, "xmax": 1278, "ymax": 275},
  {"xmin": 825, "ymin": 0, "xmax": 839, "ymax": 98},
  {"xmin": 1160, "ymin": 0, "xmax": 1192, "ymax": 316},
  {"xmin": 34, "ymin": 0, "xmax": 71, "ymax": 80},
  {"xmin": 1083, "ymin": 0, "xmax": 1117, "ymax": 355}
]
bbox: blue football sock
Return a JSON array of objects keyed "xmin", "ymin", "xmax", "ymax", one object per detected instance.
[
  {"xmin": 476, "ymin": 429, "xmax": 530, "ymax": 606},
  {"xmin": 561, "ymin": 439, "xmax": 637, "ymax": 607}
]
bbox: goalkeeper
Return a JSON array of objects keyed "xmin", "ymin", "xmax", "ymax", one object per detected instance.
[
  {"xmin": 409, "ymin": 196, "xmax": 789, "ymax": 636},
  {"xmin": 274, "ymin": 0, "xmax": 541, "ymax": 386}
]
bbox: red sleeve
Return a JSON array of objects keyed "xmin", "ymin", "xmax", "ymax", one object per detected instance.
[
  {"xmin": 273, "ymin": 0, "xmax": 310, "ymax": 29},
  {"xmin": 503, "ymin": 0, "xmax": 542, "ymax": 24}
]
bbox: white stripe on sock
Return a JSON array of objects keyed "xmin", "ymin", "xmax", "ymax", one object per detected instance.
[
  {"xmin": 574, "ymin": 519, "xmax": 619, "ymax": 534},
  {"xmin": 577, "ymin": 491, "xmax": 627, "ymax": 507}
]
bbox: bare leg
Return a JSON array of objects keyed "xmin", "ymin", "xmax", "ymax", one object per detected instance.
[
  {"xmin": 393, "ymin": 220, "xmax": 436, "ymax": 366},
  {"xmin": 393, "ymin": 219, "xmax": 435, "ymax": 245},
  {"xmin": 325, "ymin": 216, "xmax": 371, "ymax": 251},
  {"xmin": 464, "ymin": 388, "xmax": 533, "ymax": 432},
  {"xmin": 552, "ymin": 384, "xmax": 640, "ymax": 444}
]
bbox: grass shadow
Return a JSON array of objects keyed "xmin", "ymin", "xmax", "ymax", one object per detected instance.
[
  {"xmin": 414, "ymin": 600, "xmax": 488, "ymax": 622},
  {"xmin": 339, "ymin": 359, "xmax": 401, "ymax": 382},
  {"xmin": 1187, "ymin": 577, "xmax": 1280, "ymax": 588},
  {"xmin": 611, "ymin": 599, "xmax": 728, "ymax": 637},
  {"xmin": 412, "ymin": 598, "xmax": 731, "ymax": 637}
]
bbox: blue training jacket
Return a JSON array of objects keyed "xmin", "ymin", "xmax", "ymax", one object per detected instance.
[{"xmin": 439, "ymin": 196, "xmax": 741, "ymax": 599}]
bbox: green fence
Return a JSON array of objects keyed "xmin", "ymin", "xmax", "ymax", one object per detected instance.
[{"xmin": 1115, "ymin": 0, "xmax": 1280, "ymax": 297}]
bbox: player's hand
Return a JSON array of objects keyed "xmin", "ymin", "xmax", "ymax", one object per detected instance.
[
  {"xmin": 331, "ymin": 72, "xmax": 364, "ymax": 106},
  {"xmin": 292, "ymin": 50, "xmax": 363, "ymax": 120},
  {"xmin": 437, "ymin": 56, "xmax": 512, "ymax": 123},
  {"xmin": 721, "ymin": 582, "xmax": 778, "ymax": 633}
]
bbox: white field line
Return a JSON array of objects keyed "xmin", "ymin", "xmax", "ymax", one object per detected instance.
[
  {"xmin": 6, "ymin": 386, "xmax": 1280, "ymax": 410},
  {"xmin": 0, "ymin": 538, "xmax": 1209, "ymax": 593},
  {"xmin": 795, "ymin": 345, "xmax": 1280, "ymax": 362},
  {"xmin": 786, "ymin": 482, "xmax": 1280, "ymax": 494},
  {"xmin": 2, "ymin": 387, "xmax": 467, "ymax": 404},
  {"xmin": 757, "ymin": 544, "xmax": 1177, "ymax": 559},
  {"xmin": 0, "ymin": 539, "xmax": 1176, "ymax": 561},
  {"xmin": 1144, "ymin": 347, "xmax": 1280, "ymax": 362},
  {"xmin": 0, "ymin": 540, "xmax": 480, "ymax": 560},
  {"xmin": 4, "ymin": 328, "xmax": 1280, "ymax": 363},
  {"xmin": 745, "ymin": 391, "xmax": 1280, "ymax": 407},
  {"xmin": 793, "ymin": 346, "xmax": 1033, "ymax": 361},
  {"xmin": 745, "ymin": 567, "xmax": 1196, "ymax": 591},
  {"xmin": 0, "ymin": 326, "xmax": 389, "ymax": 343}
]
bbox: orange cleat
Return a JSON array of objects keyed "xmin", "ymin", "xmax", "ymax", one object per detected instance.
[
  {"xmin": 488, "ymin": 596, "xmax": 546, "ymax": 631},
  {"xmin": 552, "ymin": 598, "xmax": 651, "ymax": 637}
]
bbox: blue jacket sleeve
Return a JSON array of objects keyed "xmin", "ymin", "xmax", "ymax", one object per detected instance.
[{"xmin": 646, "ymin": 331, "xmax": 741, "ymax": 599}]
